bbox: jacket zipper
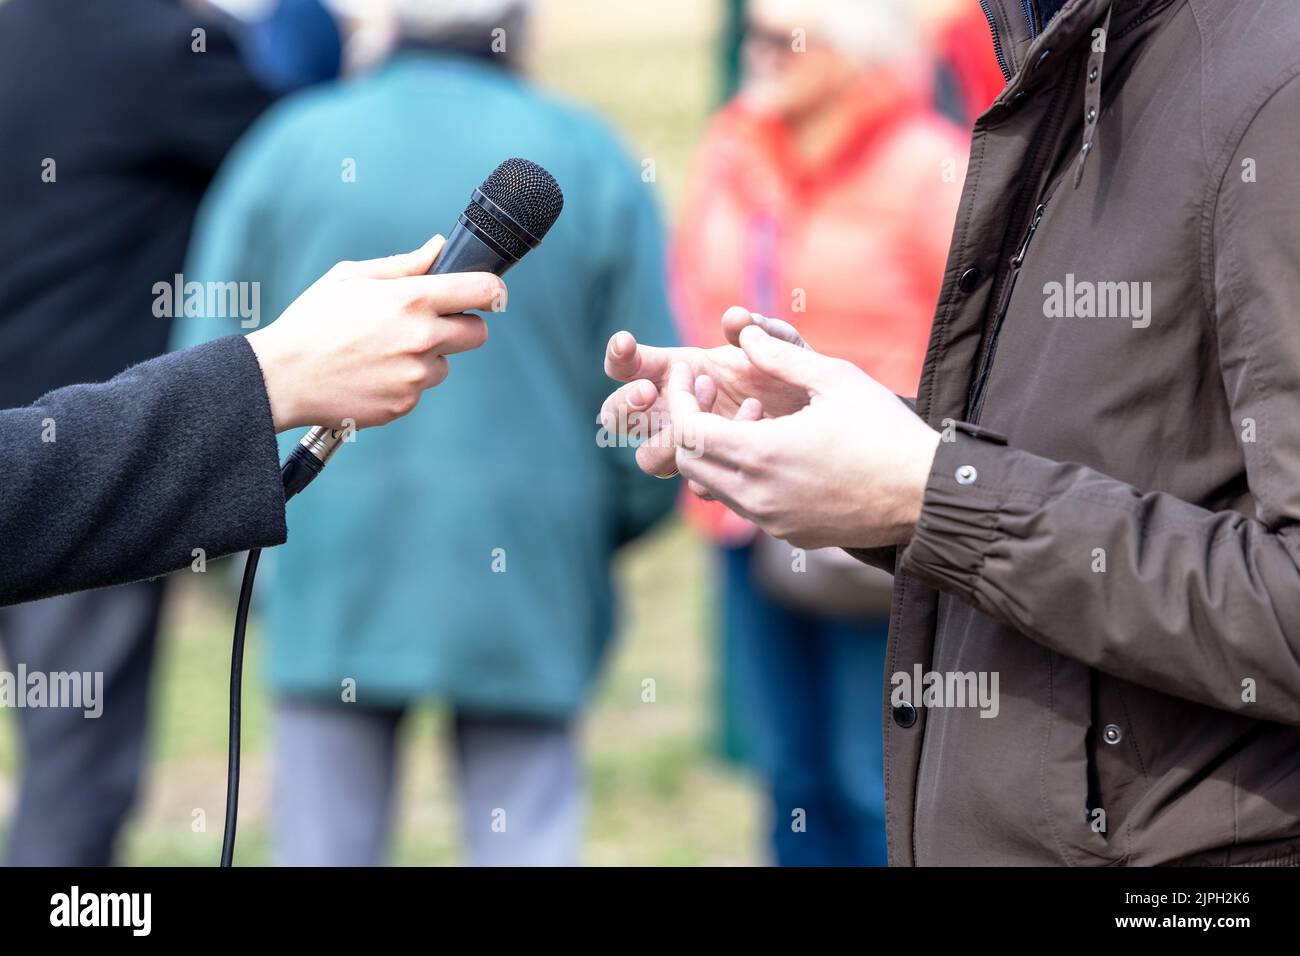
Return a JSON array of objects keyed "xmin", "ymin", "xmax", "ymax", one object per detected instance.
[
  {"xmin": 1021, "ymin": 0, "xmax": 1041, "ymax": 39},
  {"xmin": 966, "ymin": 202, "xmax": 1045, "ymax": 423},
  {"xmin": 980, "ymin": 0, "xmax": 1014, "ymax": 82},
  {"xmin": 964, "ymin": 56, "xmax": 1079, "ymax": 424}
]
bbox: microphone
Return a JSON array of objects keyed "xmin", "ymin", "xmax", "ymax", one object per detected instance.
[{"xmin": 279, "ymin": 157, "xmax": 564, "ymax": 500}]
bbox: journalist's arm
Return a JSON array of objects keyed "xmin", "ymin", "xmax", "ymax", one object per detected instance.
[{"xmin": 0, "ymin": 239, "xmax": 502, "ymax": 606}]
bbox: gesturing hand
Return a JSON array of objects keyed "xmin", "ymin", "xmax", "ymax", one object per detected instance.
[
  {"xmin": 600, "ymin": 306, "xmax": 813, "ymax": 477},
  {"xmin": 663, "ymin": 324, "xmax": 941, "ymax": 550}
]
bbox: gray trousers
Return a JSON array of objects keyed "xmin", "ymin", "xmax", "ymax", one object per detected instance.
[
  {"xmin": 273, "ymin": 700, "xmax": 582, "ymax": 866},
  {"xmin": 0, "ymin": 579, "xmax": 163, "ymax": 866}
]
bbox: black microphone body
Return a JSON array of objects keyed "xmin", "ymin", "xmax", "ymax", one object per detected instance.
[{"xmin": 429, "ymin": 222, "xmax": 514, "ymax": 277}]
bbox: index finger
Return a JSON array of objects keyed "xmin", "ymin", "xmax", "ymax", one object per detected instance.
[
  {"xmin": 387, "ymin": 272, "xmax": 507, "ymax": 315},
  {"xmin": 665, "ymin": 362, "xmax": 747, "ymax": 464}
]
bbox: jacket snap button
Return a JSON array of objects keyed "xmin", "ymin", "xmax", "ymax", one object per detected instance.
[
  {"xmin": 1103, "ymin": 724, "xmax": 1123, "ymax": 745},
  {"xmin": 1089, "ymin": 66, "xmax": 1099, "ymax": 83},
  {"xmin": 1087, "ymin": 106, "xmax": 1098, "ymax": 123},
  {"xmin": 893, "ymin": 701, "xmax": 917, "ymax": 728},
  {"xmin": 955, "ymin": 465, "xmax": 978, "ymax": 485},
  {"xmin": 958, "ymin": 267, "xmax": 983, "ymax": 293}
]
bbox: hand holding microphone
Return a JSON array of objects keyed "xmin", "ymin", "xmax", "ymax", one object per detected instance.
[
  {"xmin": 246, "ymin": 234, "xmax": 503, "ymax": 433},
  {"xmin": 266, "ymin": 158, "xmax": 564, "ymax": 497}
]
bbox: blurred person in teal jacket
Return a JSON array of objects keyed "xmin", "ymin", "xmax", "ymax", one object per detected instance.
[{"xmin": 171, "ymin": 0, "xmax": 678, "ymax": 866}]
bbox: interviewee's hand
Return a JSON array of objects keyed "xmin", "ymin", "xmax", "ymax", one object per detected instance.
[
  {"xmin": 247, "ymin": 235, "xmax": 503, "ymax": 431},
  {"xmin": 663, "ymin": 325, "xmax": 941, "ymax": 550},
  {"xmin": 601, "ymin": 306, "xmax": 812, "ymax": 477}
]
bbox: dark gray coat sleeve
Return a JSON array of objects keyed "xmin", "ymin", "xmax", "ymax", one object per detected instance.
[{"xmin": 0, "ymin": 335, "xmax": 287, "ymax": 606}]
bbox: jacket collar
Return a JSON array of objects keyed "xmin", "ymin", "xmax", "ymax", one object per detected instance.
[
  {"xmin": 981, "ymin": 0, "xmax": 1159, "ymax": 87},
  {"xmin": 980, "ymin": 0, "xmax": 1179, "ymax": 186},
  {"xmin": 1034, "ymin": 0, "xmax": 1072, "ymax": 31}
]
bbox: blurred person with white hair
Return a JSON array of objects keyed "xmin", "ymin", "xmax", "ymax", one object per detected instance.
[
  {"xmin": 670, "ymin": 0, "xmax": 968, "ymax": 865},
  {"xmin": 173, "ymin": 0, "xmax": 677, "ymax": 866}
]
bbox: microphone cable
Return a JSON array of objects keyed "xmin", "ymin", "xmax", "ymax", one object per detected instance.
[
  {"xmin": 221, "ymin": 428, "xmax": 343, "ymax": 866},
  {"xmin": 220, "ymin": 546, "xmax": 259, "ymax": 867}
]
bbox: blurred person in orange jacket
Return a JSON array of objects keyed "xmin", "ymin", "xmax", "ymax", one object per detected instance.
[{"xmin": 671, "ymin": 0, "xmax": 967, "ymax": 866}]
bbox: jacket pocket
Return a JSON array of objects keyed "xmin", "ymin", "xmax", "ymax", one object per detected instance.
[
  {"xmin": 1084, "ymin": 673, "xmax": 1152, "ymax": 860},
  {"xmin": 1040, "ymin": 653, "xmax": 1125, "ymax": 865}
]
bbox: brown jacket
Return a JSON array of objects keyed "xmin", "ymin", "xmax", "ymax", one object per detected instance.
[{"xmin": 876, "ymin": 0, "xmax": 1300, "ymax": 865}]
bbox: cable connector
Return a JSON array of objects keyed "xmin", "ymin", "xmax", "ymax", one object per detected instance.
[{"xmin": 280, "ymin": 425, "xmax": 346, "ymax": 502}]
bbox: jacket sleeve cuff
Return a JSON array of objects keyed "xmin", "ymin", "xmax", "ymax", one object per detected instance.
[
  {"xmin": 897, "ymin": 427, "xmax": 1018, "ymax": 601},
  {"xmin": 844, "ymin": 545, "xmax": 897, "ymax": 573},
  {"xmin": 210, "ymin": 334, "xmax": 289, "ymax": 548}
]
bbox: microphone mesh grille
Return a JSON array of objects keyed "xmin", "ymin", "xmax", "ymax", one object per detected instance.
[
  {"xmin": 462, "ymin": 199, "xmax": 530, "ymax": 260},
  {"xmin": 478, "ymin": 158, "xmax": 564, "ymax": 240}
]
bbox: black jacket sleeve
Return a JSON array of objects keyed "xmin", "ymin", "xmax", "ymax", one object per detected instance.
[
  {"xmin": 0, "ymin": 335, "xmax": 287, "ymax": 606},
  {"xmin": 128, "ymin": 2, "xmax": 274, "ymax": 174}
]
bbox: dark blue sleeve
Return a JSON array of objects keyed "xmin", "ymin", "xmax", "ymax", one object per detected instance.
[{"xmin": 0, "ymin": 335, "xmax": 287, "ymax": 606}]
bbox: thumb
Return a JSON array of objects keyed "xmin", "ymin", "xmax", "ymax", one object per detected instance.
[
  {"xmin": 333, "ymin": 235, "xmax": 447, "ymax": 280},
  {"xmin": 737, "ymin": 323, "xmax": 832, "ymax": 394},
  {"xmin": 722, "ymin": 306, "xmax": 809, "ymax": 350}
]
